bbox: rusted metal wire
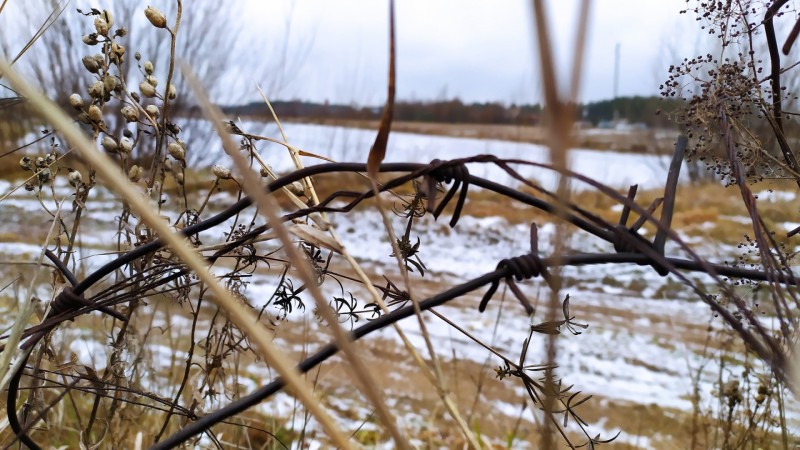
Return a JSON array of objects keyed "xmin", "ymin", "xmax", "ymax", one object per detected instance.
[{"xmin": 5, "ymin": 149, "xmax": 799, "ymax": 449}]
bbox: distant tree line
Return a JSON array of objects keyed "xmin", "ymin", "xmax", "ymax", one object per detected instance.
[
  {"xmin": 581, "ymin": 96, "xmax": 683, "ymax": 128},
  {"xmin": 216, "ymin": 96, "xmax": 684, "ymax": 128}
]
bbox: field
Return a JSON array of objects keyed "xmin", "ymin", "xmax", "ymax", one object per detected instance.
[
  {"xmin": 0, "ymin": 124, "xmax": 797, "ymax": 448},
  {"xmin": 276, "ymin": 118, "xmax": 681, "ymax": 155},
  {"xmin": 1, "ymin": 1, "xmax": 799, "ymax": 448}
]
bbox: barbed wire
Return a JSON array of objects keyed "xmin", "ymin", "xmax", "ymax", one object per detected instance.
[{"xmin": 4, "ymin": 149, "xmax": 797, "ymax": 449}]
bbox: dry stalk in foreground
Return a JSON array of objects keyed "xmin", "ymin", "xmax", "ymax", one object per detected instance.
[
  {"xmin": 0, "ymin": 60, "xmax": 356, "ymax": 450},
  {"xmin": 182, "ymin": 62, "xmax": 410, "ymax": 450}
]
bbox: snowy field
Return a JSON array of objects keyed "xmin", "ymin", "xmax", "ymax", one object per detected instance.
[
  {"xmin": 0, "ymin": 124, "xmax": 796, "ymax": 448},
  {"xmin": 186, "ymin": 120, "xmax": 686, "ymax": 191}
]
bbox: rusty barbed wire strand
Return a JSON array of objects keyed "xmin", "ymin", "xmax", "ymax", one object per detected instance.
[{"xmin": 5, "ymin": 152, "xmax": 799, "ymax": 449}]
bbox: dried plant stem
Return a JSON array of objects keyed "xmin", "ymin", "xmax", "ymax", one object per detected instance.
[
  {"xmin": 184, "ymin": 63, "xmax": 411, "ymax": 449},
  {"xmin": 370, "ymin": 183, "xmax": 482, "ymax": 448},
  {"xmin": 0, "ymin": 201, "xmax": 63, "ymax": 394},
  {"xmin": 0, "ymin": 151, "xmax": 73, "ymax": 203},
  {"xmin": 530, "ymin": 0, "xmax": 591, "ymax": 447},
  {"xmin": 0, "ymin": 0, "xmax": 68, "ymax": 71},
  {"xmin": 256, "ymin": 81, "xmax": 482, "ymax": 446},
  {"xmin": 148, "ymin": 0, "xmax": 182, "ymax": 190},
  {"xmin": 0, "ymin": 60, "xmax": 356, "ymax": 450},
  {"xmin": 360, "ymin": 1, "xmax": 479, "ymax": 445}
]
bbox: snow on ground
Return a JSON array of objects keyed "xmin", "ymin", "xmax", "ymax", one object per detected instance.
[
  {"xmin": 254, "ymin": 122, "xmax": 684, "ymax": 191},
  {"xmin": 172, "ymin": 120, "xmax": 684, "ymax": 191},
  {"xmin": 2, "ymin": 125, "xmax": 797, "ymax": 446},
  {"xmin": 755, "ymin": 189, "xmax": 796, "ymax": 202}
]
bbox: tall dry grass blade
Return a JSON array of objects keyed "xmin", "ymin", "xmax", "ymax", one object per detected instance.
[
  {"xmin": 530, "ymin": 1, "xmax": 592, "ymax": 447},
  {"xmin": 0, "ymin": 201, "xmax": 64, "ymax": 393},
  {"xmin": 255, "ymin": 85, "xmax": 290, "ymax": 144},
  {"xmin": 366, "ymin": 0, "xmax": 395, "ymax": 179},
  {"xmin": 568, "ymin": 1, "xmax": 592, "ymax": 102},
  {"xmin": 529, "ymin": 5, "xmax": 565, "ymax": 447},
  {"xmin": 251, "ymin": 86, "xmax": 477, "ymax": 450},
  {"xmin": 0, "ymin": 60, "xmax": 354, "ymax": 450},
  {"xmin": 253, "ymin": 84, "xmax": 327, "ymax": 213},
  {"xmin": 8, "ymin": 0, "xmax": 69, "ymax": 67},
  {"xmin": 791, "ymin": 337, "xmax": 800, "ymax": 395},
  {"xmin": 257, "ymin": 80, "xmax": 481, "ymax": 445},
  {"xmin": 183, "ymin": 63, "xmax": 411, "ymax": 450},
  {"xmin": 359, "ymin": 3, "xmax": 480, "ymax": 446}
]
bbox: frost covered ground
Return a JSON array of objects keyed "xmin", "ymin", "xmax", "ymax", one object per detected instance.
[{"xmin": 1, "ymin": 125, "xmax": 798, "ymax": 448}]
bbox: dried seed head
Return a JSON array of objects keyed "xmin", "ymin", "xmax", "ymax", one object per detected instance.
[
  {"xmin": 168, "ymin": 142, "xmax": 185, "ymax": 161},
  {"xmin": 82, "ymin": 55, "xmax": 101, "ymax": 73},
  {"xmin": 101, "ymin": 135, "xmax": 118, "ymax": 153},
  {"xmin": 88, "ymin": 80, "xmax": 105, "ymax": 99},
  {"xmin": 112, "ymin": 42, "xmax": 124, "ymax": 54},
  {"xmin": 139, "ymin": 81, "xmax": 156, "ymax": 98},
  {"xmin": 24, "ymin": 182, "xmax": 35, "ymax": 192},
  {"xmin": 37, "ymin": 168, "xmax": 52, "ymax": 184},
  {"xmin": 135, "ymin": 51, "xmax": 142, "ymax": 61},
  {"xmin": 119, "ymin": 137, "xmax": 133, "ymax": 153},
  {"xmin": 77, "ymin": 112, "xmax": 92, "ymax": 124},
  {"xmin": 82, "ymin": 34, "xmax": 99, "ymax": 45},
  {"xmin": 167, "ymin": 83, "xmax": 177, "ymax": 100},
  {"xmin": 111, "ymin": 42, "xmax": 125, "ymax": 63},
  {"xmin": 128, "ymin": 165, "xmax": 143, "ymax": 182},
  {"xmin": 88, "ymin": 104, "xmax": 103, "ymax": 122},
  {"xmin": 19, "ymin": 156, "xmax": 32, "ymax": 171},
  {"xmin": 69, "ymin": 94, "xmax": 84, "ymax": 110},
  {"xmin": 34, "ymin": 156, "xmax": 46, "ymax": 168},
  {"xmin": 68, "ymin": 168, "xmax": 83, "ymax": 187},
  {"xmin": 212, "ymin": 164, "xmax": 232, "ymax": 179},
  {"xmin": 44, "ymin": 153, "xmax": 56, "ymax": 166},
  {"xmin": 94, "ymin": 16, "xmax": 109, "ymax": 36},
  {"xmin": 145, "ymin": 104, "xmax": 159, "ymax": 118},
  {"xmin": 102, "ymin": 9, "xmax": 114, "ymax": 29},
  {"xmin": 145, "ymin": 6, "xmax": 167, "ymax": 28},
  {"xmin": 166, "ymin": 122, "xmax": 181, "ymax": 134},
  {"xmin": 146, "ymin": 75, "xmax": 158, "ymax": 87},
  {"xmin": 723, "ymin": 379, "xmax": 740, "ymax": 397},
  {"xmin": 103, "ymin": 75, "xmax": 118, "ymax": 93},
  {"xmin": 120, "ymin": 105, "xmax": 139, "ymax": 122},
  {"xmin": 175, "ymin": 172, "xmax": 184, "ymax": 185},
  {"xmin": 163, "ymin": 159, "xmax": 173, "ymax": 172},
  {"xmin": 144, "ymin": 60, "xmax": 154, "ymax": 75}
]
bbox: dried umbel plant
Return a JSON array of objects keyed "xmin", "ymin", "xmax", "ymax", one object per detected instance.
[{"xmin": 666, "ymin": 1, "xmax": 800, "ymax": 184}]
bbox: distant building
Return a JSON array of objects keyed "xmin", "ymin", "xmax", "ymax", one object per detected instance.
[{"xmin": 595, "ymin": 119, "xmax": 649, "ymax": 131}]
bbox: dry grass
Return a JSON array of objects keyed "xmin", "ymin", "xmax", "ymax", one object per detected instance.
[
  {"xmin": 1, "ymin": 1, "xmax": 797, "ymax": 449},
  {"xmin": 0, "ymin": 165, "xmax": 791, "ymax": 448}
]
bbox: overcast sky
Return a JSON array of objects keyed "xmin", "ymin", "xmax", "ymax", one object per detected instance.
[{"xmin": 244, "ymin": 0, "xmax": 706, "ymax": 105}]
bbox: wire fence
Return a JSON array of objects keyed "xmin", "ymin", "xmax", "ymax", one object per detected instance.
[{"xmin": 3, "ymin": 146, "xmax": 797, "ymax": 449}]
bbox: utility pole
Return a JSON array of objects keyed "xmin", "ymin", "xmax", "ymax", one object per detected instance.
[
  {"xmin": 613, "ymin": 43, "xmax": 620, "ymax": 121},
  {"xmin": 613, "ymin": 43, "xmax": 620, "ymax": 99}
]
